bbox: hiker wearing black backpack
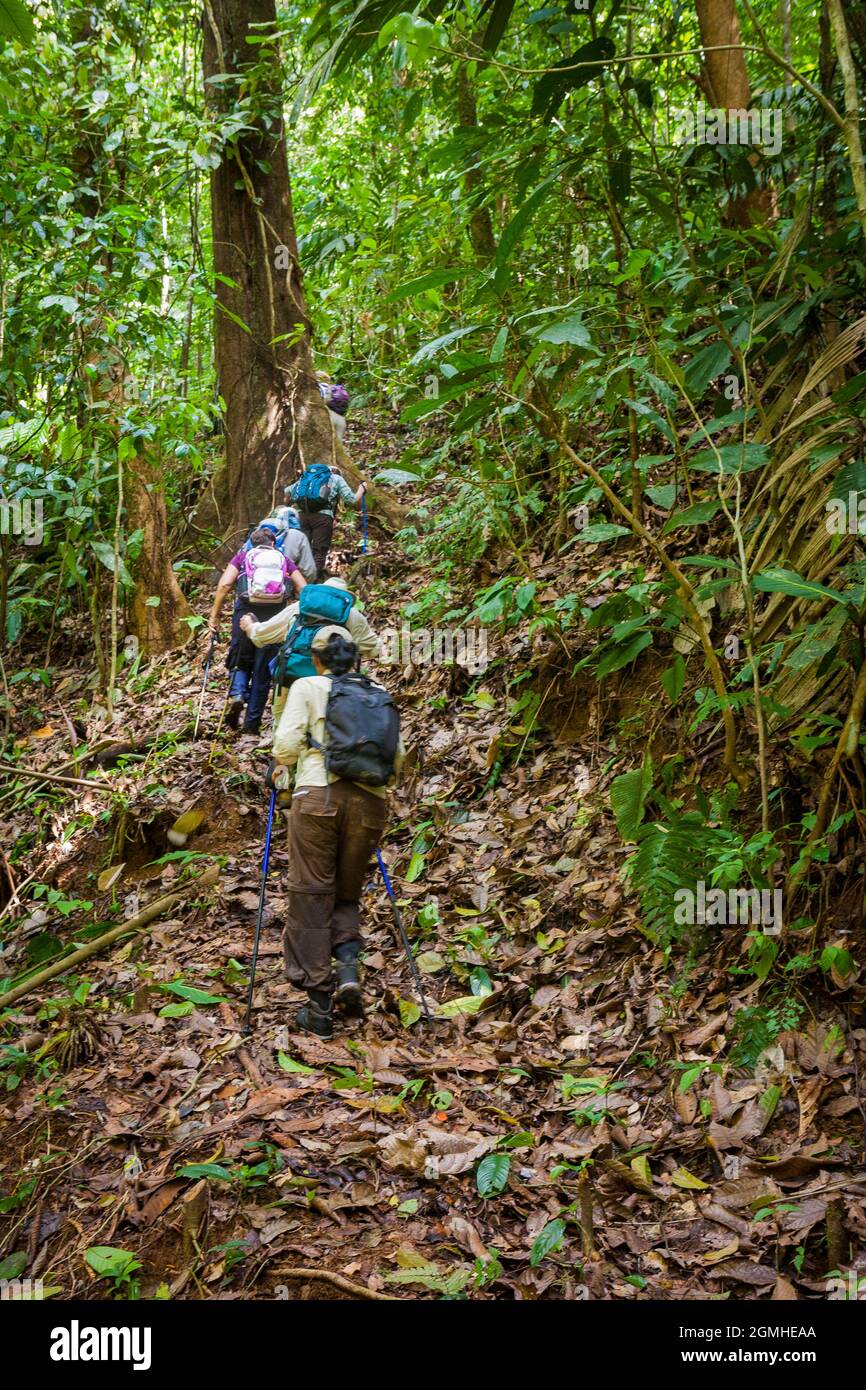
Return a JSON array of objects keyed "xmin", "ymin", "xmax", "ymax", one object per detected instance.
[
  {"xmin": 285, "ymin": 466, "xmax": 367, "ymax": 580},
  {"xmin": 239, "ymin": 575, "xmax": 382, "ymax": 724},
  {"xmin": 208, "ymin": 527, "xmax": 306, "ymax": 736},
  {"xmin": 265, "ymin": 628, "xmax": 403, "ymax": 1038}
]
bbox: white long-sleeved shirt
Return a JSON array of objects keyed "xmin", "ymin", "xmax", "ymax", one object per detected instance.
[
  {"xmin": 273, "ymin": 673, "xmax": 404, "ymax": 797},
  {"xmin": 282, "ymin": 530, "xmax": 316, "ymax": 582},
  {"xmin": 247, "ymin": 599, "xmax": 382, "ymax": 659}
]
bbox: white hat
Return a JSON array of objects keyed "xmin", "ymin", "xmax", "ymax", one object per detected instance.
[{"xmin": 311, "ymin": 623, "xmax": 352, "ymax": 653}]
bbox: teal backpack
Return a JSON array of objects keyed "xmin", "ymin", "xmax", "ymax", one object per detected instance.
[{"xmin": 272, "ymin": 583, "xmax": 355, "ymax": 691}]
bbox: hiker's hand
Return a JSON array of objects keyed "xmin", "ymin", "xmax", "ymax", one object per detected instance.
[
  {"xmin": 207, "ymin": 620, "xmax": 220, "ymax": 641},
  {"xmin": 264, "ymin": 758, "xmax": 291, "ymax": 800},
  {"xmin": 239, "ymin": 614, "xmax": 255, "ymax": 636}
]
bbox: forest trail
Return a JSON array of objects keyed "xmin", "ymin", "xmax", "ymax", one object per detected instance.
[{"xmin": 1, "ymin": 413, "xmax": 864, "ymax": 1302}]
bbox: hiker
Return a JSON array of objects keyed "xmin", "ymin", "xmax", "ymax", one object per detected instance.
[
  {"xmin": 239, "ymin": 575, "xmax": 382, "ymax": 724},
  {"xmin": 269, "ymin": 506, "xmax": 317, "ymax": 582},
  {"xmin": 318, "ymin": 380, "xmax": 350, "ymax": 443},
  {"xmin": 265, "ymin": 628, "xmax": 403, "ymax": 1038},
  {"xmin": 285, "ymin": 465, "xmax": 367, "ymax": 580},
  {"xmin": 208, "ymin": 527, "xmax": 306, "ymax": 735}
]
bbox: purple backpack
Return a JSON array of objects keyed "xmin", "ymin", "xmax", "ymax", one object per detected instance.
[{"xmin": 328, "ymin": 384, "xmax": 349, "ymax": 417}]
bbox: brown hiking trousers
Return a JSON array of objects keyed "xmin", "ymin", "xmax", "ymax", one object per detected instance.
[{"xmin": 284, "ymin": 781, "xmax": 387, "ymax": 991}]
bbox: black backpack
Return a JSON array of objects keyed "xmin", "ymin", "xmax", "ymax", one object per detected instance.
[{"xmin": 311, "ymin": 673, "xmax": 400, "ymax": 787}]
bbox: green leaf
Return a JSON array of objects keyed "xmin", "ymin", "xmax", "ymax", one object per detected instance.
[
  {"xmin": 684, "ymin": 342, "xmax": 731, "ymax": 395},
  {"xmin": 374, "ymin": 468, "xmax": 424, "ymax": 486},
  {"xmin": 386, "ymin": 268, "xmax": 465, "ymax": 301},
  {"xmin": 752, "ymin": 568, "xmax": 848, "ymax": 607},
  {"xmin": 400, "ymin": 370, "xmax": 491, "ymax": 423},
  {"xmin": 0, "ymin": 1251, "xmax": 27, "ymax": 1279},
  {"xmin": 85, "ymin": 1246, "xmax": 141, "ymax": 1279},
  {"xmin": 661, "ymin": 653, "xmax": 686, "ymax": 704},
  {"xmin": 530, "ymin": 1218, "xmax": 566, "ymax": 1266},
  {"xmin": 277, "ymin": 1051, "xmax": 315, "ymax": 1074},
  {"xmin": 0, "ymin": 0, "xmax": 35, "ymax": 42},
  {"xmin": 476, "ymin": 1153, "xmax": 511, "ymax": 1197},
  {"xmin": 161, "ymin": 982, "xmax": 226, "ymax": 1005},
  {"xmin": 596, "ymin": 630, "xmax": 652, "ymax": 678},
  {"xmin": 575, "ymin": 522, "xmax": 630, "ymax": 543},
  {"xmin": 404, "ymin": 852, "xmax": 425, "ymax": 884},
  {"xmin": 533, "ymin": 313, "xmax": 592, "ymax": 347},
  {"xmin": 38, "ymin": 294, "xmax": 79, "ymax": 315},
  {"xmin": 662, "ymin": 501, "xmax": 721, "ymax": 532},
  {"xmin": 646, "ymin": 484, "xmax": 677, "ymax": 510},
  {"xmin": 399, "ymin": 998, "xmax": 421, "ymax": 1028},
  {"xmin": 500, "ymin": 1130, "xmax": 534, "ymax": 1150},
  {"xmin": 176, "ymin": 1163, "xmax": 233, "ymax": 1182},
  {"xmin": 436, "ymin": 993, "xmax": 486, "ymax": 1018},
  {"xmin": 158, "ymin": 1002, "xmax": 194, "ymax": 1018},
  {"xmin": 496, "ymin": 173, "xmax": 558, "ymax": 270},
  {"xmin": 679, "ymin": 1064, "xmax": 707, "ymax": 1093},
  {"xmin": 610, "ymin": 755, "xmax": 654, "ymax": 842},
  {"xmin": 89, "ymin": 541, "xmax": 132, "ymax": 588},
  {"xmin": 416, "ymin": 902, "xmax": 441, "ymax": 930}
]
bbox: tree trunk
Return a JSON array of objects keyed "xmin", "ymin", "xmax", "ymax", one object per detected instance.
[
  {"xmin": 693, "ymin": 0, "xmax": 770, "ymax": 227},
  {"xmin": 200, "ymin": 0, "xmax": 400, "ymax": 537},
  {"xmin": 455, "ymin": 56, "xmax": 497, "ymax": 262},
  {"xmin": 127, "ymin": 448, "xmax": 192, "ymax": 653},
  {"xmin": 71, "ymin": 5, "xmax": 190, "ymax": 659}
]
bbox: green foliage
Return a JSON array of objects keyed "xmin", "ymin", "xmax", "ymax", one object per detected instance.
[
  {"xmin": 85, "ymin": 1246, "xmax": 142, "ymax": 1299},
  {"xmin": 475, "ymin": 1153, "xmax": 511, "ymax": 1198},
  {"xmin": 730, "ymin": 996, "xmax": 805, "ymax": 1069}
]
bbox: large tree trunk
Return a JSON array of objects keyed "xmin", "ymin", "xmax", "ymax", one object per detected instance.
[
  {"xmin": 200, "ymin": 0, "xmax": 400, "ymax": 539},
  {"xmin": 693, "ymin": 0, "xmax": 770, "ymax": 227}
]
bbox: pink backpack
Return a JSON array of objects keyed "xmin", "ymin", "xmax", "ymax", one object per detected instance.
[{"xmin": 242, "ymin": 546, "xmax": 286, "ymax": 603}]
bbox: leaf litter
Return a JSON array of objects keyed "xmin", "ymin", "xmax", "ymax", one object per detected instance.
[{"xmin": 1, "ymin": 419, "xmax": 865, "ymax": 1301}]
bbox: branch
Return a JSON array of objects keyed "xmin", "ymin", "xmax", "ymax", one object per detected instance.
[
  {"xmin": 271, "ymin": 1267, "xmax": 396, "ymax": 1301},
  {"xmin": 0, "ymin": 867, "xmax": 219, "ymax": 1011}
]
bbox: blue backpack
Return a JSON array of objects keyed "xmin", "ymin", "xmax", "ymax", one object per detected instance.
[
  {"xmin": 294, "ymin": 464, "xmax": 333, "ymax": 513},
  {"xmin": 272, "ymin": 583, "xmax": 355, "ymax": 691}
]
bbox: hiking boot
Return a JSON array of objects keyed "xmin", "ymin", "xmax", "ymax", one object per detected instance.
[
  {"xmin": 243, "ymin": 719, "xmax": 261, "ymax": 735},
  {"xmin": 226, "ymin": 697, "xmax": 244, "ymax": 730},
  {"xmin": 334, "ymin": 958, "xmax": 363, "ymax": 1016},
  {"xmin": 295, "ymin": 1001, "xmax": 334, "ymax": 1040}
]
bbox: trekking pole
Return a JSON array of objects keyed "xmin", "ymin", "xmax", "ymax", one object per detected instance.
[
  {"xmin": 193, "ymin": 632, "xmax": 217, "ymax": 740},
  {"xmin": 361, "ymin": 492, "xmax": 367, "ymax": 555},
  {"xmin": 375, "ymin": 848, "xmax": 432, "ymax": 1027},
  {"xmin": 243, "ymin": 789, "xmax": 276, "ymax": 1034}
]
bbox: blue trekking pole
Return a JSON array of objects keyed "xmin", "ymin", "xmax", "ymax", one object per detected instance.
[
  {"xmin": 361, "ymin": 491, "xmax": 367, "ymax": 555},
  {"xmin": 243, "ymin": 790, "xmax": 276, "ymax": 1033},
  {"xmin": 376, "ymin": 849, "xmax": 432, "ymax": 1027}
]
